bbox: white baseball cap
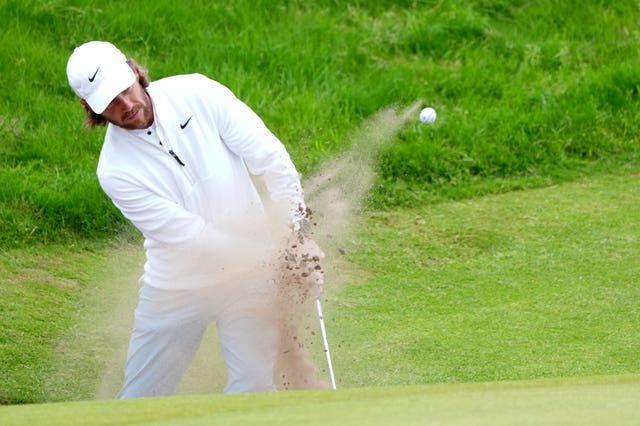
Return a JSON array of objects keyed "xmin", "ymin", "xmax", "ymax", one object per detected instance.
[{"xmin": 66, "ymin": 41, "xmax": 136, "ymax": 114}]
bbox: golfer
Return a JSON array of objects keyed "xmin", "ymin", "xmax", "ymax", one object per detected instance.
[{"xmin": 66, "ymin": 41, "xmax": 324, "ymax": 398}]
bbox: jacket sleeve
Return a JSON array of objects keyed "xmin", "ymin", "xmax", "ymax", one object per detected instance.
[
  {"xmin": 197, "ymin": 75, "xmax": 308, "ymax": 228},
  {"xmin": 98, "ymin": 172, "xmax": 270, "ymax": 260}
]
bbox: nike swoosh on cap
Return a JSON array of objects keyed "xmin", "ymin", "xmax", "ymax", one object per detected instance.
[
  {"xmin": 88, "ymin": 67, "xmax": 100, "ymax": 82},
  {"xmin": 180, "ymin": 116, "xmax": 193, "ymax": 129}
]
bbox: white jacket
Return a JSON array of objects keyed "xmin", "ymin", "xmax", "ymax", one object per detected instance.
[{"xmin": 97, "ymin": 74, "xmax": 305, "ymax": 289}]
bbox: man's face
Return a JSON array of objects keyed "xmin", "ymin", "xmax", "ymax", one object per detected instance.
[{"xmin": 96, "ymin": 72, "xmax": 154, "ymax": 130}]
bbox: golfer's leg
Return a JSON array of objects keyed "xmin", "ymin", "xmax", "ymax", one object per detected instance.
[
  {"xmin": 117, "ymin": 286, "xmax": 208, "ymax": 399},
  {"xmin": 217, "ymin": 310, "xmax": 279, "ymax": 393}
]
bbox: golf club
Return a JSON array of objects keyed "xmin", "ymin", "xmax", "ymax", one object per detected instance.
[{"xmin": 315, "ymin": 297, "xmax": 337, "ymax": 390}]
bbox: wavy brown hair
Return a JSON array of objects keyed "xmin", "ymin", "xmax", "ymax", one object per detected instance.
[{"xmin": 82, "ymin": 59, "xmax": 151, "ymax": 128}]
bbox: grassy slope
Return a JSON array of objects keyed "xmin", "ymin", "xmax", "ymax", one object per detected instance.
[
  {"xmin": 332, "ymin": 172, "xmax": 640, "ymax": 387},
  {"xmin": 0, "ymin": 236, "xmax": 143, "ymax": 404},
  {"xmin": 3, "ymin": 1, "xmax": 640, "ymax": 243},
  {"xmin": 1, "ymin": 374, "xmax": 639, "ymax": 426}
]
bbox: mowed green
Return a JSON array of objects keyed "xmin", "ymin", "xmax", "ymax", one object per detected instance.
[{"xmin": 1, "ymin": 375, "xmax": 639, "ymax": 425}]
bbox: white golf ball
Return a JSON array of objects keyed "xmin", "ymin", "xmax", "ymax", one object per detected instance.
[{"xmin": 419, "ymin": 107, "xmax": 437, "ymax": 124}]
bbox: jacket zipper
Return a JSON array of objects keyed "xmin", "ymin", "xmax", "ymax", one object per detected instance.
[{"xmin": 154, "ymin": 124, "xmax": 195, "ymax": 184}]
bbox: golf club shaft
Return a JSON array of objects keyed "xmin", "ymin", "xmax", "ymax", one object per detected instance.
[{"xmin": 315, "ymin": 298, "xmax": 337, "ymax": 390}]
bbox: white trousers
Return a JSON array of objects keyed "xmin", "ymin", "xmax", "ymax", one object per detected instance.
[{"xmin": 117, "ymin": 279, "xmax": 278, "ymax": 398}]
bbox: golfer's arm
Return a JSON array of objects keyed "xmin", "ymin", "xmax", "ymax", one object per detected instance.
[
  {"xmin": 98, "ymin": 174, "xmax": 238, "ymax": 254},
  {"xmin": 209, "ymin": 83, "xmax": 307, "ymax": 227}
]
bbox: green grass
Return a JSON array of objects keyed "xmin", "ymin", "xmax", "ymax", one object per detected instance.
[
  {"xmin": 332, "ymin": 172, "xmax": 640, "ymax": 387},
  {"xmin": 1, "ymin": 375, "xmax": 639, "ymax": 425},
  {"xmin": 0, "ymin": 234, "xmax": 142, "ymax": 404},
  {"xmin": 3, "ymin": 0, "xmax": 640, "ymax": 243},
  {"xmin": 2, "ymin": 0, "xmax": 640, "ymax": 421},
  {"xmin": 2, "ymin": 172, "xmax": 640, "ymax": 405}
]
